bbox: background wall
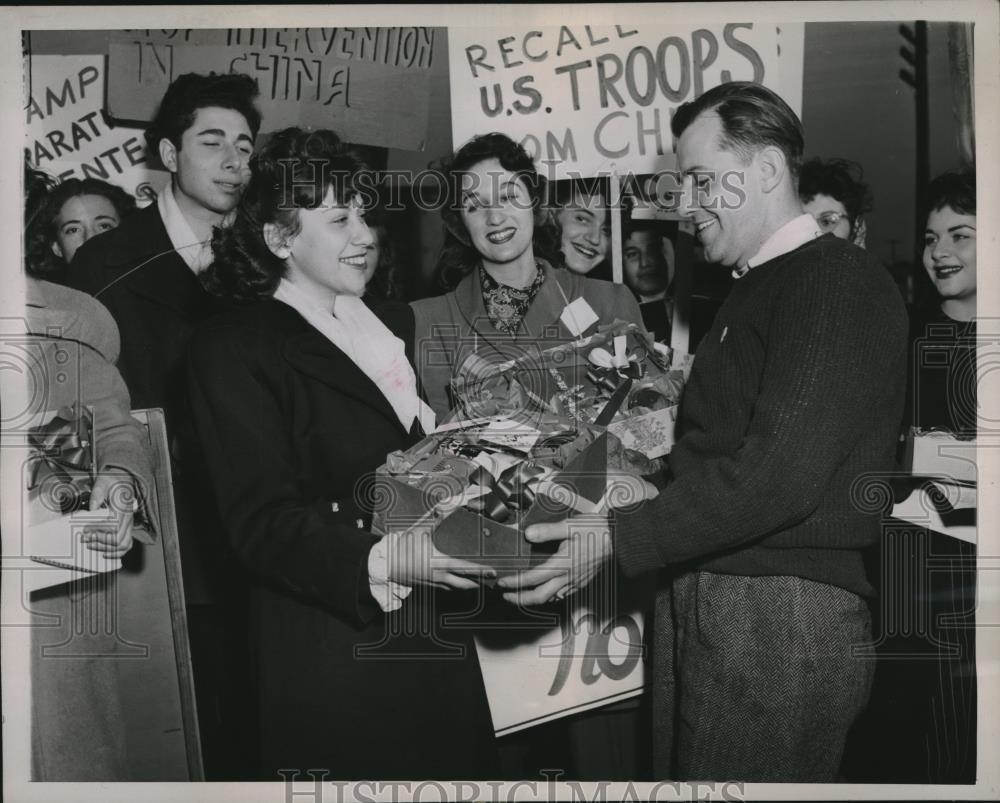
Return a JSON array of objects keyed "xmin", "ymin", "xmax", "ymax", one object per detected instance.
[{"xmin": 801, "ymin": 21, "xmax": 967, "ymax": 295}]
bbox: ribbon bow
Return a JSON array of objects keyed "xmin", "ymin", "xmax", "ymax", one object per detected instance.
[
  {"xmin": 586, "ymin": 356, "xmax": 644, "ymax": 394},
  {"xmin": 26, "ymin": 405, "xmax": 94, "ymax": 513},
  {"xmin": 466, "ymin": 461, "xmax": 549, "ymax": 523}
]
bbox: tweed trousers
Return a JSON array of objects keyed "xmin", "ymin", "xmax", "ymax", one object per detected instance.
[{"xmin": 651, "ymin": 571, "xmax": 875, "ymax": 782}]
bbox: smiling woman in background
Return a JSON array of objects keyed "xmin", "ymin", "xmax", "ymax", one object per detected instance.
[
  {"xmin": 188, "ymin": 127, "xmax": 499, "ymax": 779},
  {"xmin": 909, "ymin": 169, "xmax": 977, "ymax": 435},
  {"xmin": 412, "ymin": 132, "xmax": 643, "ymax": 420},
  {"xmin": 552, "ymin": 177, "xmax": 613, "ymax": 280}
]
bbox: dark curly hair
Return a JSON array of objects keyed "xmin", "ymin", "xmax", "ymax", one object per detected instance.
[
  {"xmin": 798, "ymin": 157, "xmax": 873, "ymax": 234},
  {"xmin": 204, "ymin": 127, "xmax": 375, "ymax": 303},
  {"xmin": 24, "ymin": 160, "xmax": 57, "ymax": 277},
  {"xmin": 25, "ymin": 175, "xmax": 136, "ymax": 278},
  {"xmin": 145, "ymin": 72, "xmax": 262, "ymax": 168},
  {"xmin": 926, "ymin": 169, "xmax": 975, "ymax": 218},
  {"xmin": 362, "ymin": 209, "xmax": 401, "ymax": 301},
  {"xmin": 434, "ymin": 132, "xmax": 560, "ymax": 291}
]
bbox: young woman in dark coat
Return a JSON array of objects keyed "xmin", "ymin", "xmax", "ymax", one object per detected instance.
[{"xmin": 187, "ymin": 127, "xmax": 499, "ymax": 780}]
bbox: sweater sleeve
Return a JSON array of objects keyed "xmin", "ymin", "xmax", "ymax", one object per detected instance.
[
  {"xmin": 614, "ymin": 255, "xmax": 907, "ymax": 574},
  {"xmin": 187, "ymin": 326, "xmax": 382, "ymax": 625}
]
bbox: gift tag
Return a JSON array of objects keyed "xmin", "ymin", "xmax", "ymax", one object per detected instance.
[{"xmin": 560, "ymin": 297, "xmax": 599, "ymax": 338}]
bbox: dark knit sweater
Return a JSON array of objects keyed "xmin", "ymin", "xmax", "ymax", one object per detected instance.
[{"xmin": 615, "ymin": 234, "xmax": 908, "ymax": 597}]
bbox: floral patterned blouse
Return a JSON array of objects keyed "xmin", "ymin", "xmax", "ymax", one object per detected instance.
[{"xmin": 479, "ymin": 262, "xmax": 545, "ymax": 334}]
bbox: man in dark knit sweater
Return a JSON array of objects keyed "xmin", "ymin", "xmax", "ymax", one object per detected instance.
[{"xmin": 500, "ymin": 82, "xmax": 909, "ymax": 781}]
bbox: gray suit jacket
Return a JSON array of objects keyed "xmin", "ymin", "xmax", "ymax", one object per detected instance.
[{"xmin": 411, "ymin": 260, "xmax": 645, "ymax": 419}]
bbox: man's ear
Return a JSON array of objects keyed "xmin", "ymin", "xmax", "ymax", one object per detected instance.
[
  {"xmin": 263, "ymin": 222, "xmax": 292, "ymax": 259},
  {"xmin": 159, "ymin": 138, "xmax": 179, "ymax": 174},
  {"xmin": 757, "ymin": 146, "xmax": 787, "ymax": 194}
]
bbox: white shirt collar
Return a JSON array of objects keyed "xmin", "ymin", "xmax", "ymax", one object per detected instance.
[
  {"xmin": 156, "ymin": 182, "xmax": 223, "ymax": 274},
  {"xmin": 733, "ymin": 213, "xmax": 823, "ymax": 279}
]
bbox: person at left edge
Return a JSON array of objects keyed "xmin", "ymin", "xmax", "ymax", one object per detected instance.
[{"xmin": 61, "ymin": 72, "xmax": 263, "ymax": 779}]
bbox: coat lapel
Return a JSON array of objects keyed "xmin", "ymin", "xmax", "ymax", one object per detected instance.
[
  {"xmin": 520, "ymin": 264, "xmax": 580, "ymax": 339},
  {"xmin": 280, "ymin": 307, "xmax": 408, "ymax": 436},
  {"xmin": 101, "ymin": 205, "xmax": 219, "ymax": 320}
]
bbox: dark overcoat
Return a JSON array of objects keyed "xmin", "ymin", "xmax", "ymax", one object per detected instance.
[{"xmin": 187, "ymin": 298, "xmax": 499, "ymax": 779}]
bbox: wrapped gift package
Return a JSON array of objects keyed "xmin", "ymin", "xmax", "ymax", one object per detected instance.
[
  {"xmin": 449, "ymin": 320, "xmax": 692, "ymax": 463},
  {"xmin": 372, "ymin": 416, "xmax": 618, "ymax": 573},
  {"xmin": 21, "ymin": 404, "xmax": 121, "ymax": 587}
]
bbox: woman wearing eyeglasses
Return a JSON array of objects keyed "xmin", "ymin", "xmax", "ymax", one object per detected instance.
[{"xmin": 798, "ymin": 157, "xmax": 872, "ymax": 248}]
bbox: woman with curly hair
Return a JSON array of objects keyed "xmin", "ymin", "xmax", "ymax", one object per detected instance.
[
  {"xmin": 26, "ymin": 176, "xmax": 136, "ymax": 279},
  {"xmin": 798, "ymin": 157, "xmax": 873, "ymax": 248},
  {"xmin": 551, "ymin": 177, "xmax": 613, "ymax": 280},
  {"xmin": 910, "ymin": 168, "xmax": 977, "ymax": 434},
  {"xmin": 188, "ymin": 127, "xmax": 499, "ymax": 779},
  {"xmin": 412, "ymin": 132, "xmax": 643, "ymax": 419}
]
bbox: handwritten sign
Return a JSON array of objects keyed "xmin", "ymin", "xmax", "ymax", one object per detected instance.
[
  {"xmin": 25, "ymin": 55, "xmax": 168, "ymax": 202},
  {"xmin": 106, "ymin": 28, "xmax": 437, "ymax": 151},
  {"xmin": 449, "ymin": 24, "xmax": 804, "ymax": 179},
  {"xmin": 474, "ymin": 575, "xmax": 650, "ymax": 736}
]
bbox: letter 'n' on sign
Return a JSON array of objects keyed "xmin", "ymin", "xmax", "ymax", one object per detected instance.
[
  {"xmin": 136, "ymin": 42, "xmax": 174, "ymax": 86},
  {"xmin": 107, "ymin": 41, "xmax": 175, "ymax": 122}
]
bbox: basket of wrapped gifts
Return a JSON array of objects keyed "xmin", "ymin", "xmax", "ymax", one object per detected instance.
[
  {"xmin": 450, "ymin": 320, "xmax": 692, "ymax": 466},
  {"xmin": 372, "ymin": 412, "xmax": 626, "ymax": 573},
  {"xmin": 371, "ymin": 322, "xmax": 691, "ymax": 573}
]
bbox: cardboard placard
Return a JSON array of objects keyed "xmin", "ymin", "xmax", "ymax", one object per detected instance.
[
  {"xmin": 475, "ymin": 573, "xmax": 650, "ymax": 736},
  {"xmin": 449, "ymin": 23, "xmax": 804, "ymax": 179},
  {"xmin": 25, "ymin": 54, "xmax": 167, "ymax": 200},
  {"xmin": 105, "ymin": 28, "xmax": 437, "ymax": 151}
]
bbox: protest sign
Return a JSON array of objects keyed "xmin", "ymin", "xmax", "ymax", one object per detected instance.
[
  {"xmin": 25, "ymin": 55, "xmax": 166, "ymax": 201},
  {"xmin": 475, "ymin": 579, "xmax": 650, "ymax": 736},
  {"xmin": 449, "ymin": 23, "xmax": 804, "ymax": 179},
  {"xmin": 106, "ymin": 28, "xmax": 437, "ymax": 151}
]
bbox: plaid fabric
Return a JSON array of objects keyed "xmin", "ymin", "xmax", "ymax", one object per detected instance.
[{"xmin": 652, "ymin": 571, "xmax": 875, "ymax": 782}]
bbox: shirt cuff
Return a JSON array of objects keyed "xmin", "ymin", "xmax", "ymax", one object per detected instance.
[{"xmin": 368, "ymin": 533, "xmax": 414, "ymax": 612}]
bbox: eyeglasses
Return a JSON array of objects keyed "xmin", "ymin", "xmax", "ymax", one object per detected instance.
[{"xmin": 814, "ymin": 211, "xmax": 850, "ymax": 231}]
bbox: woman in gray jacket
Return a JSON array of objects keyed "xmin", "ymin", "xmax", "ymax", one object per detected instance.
[{"xmin": 411, "ymin": 133, "xmax": 643, "ymax": 421}]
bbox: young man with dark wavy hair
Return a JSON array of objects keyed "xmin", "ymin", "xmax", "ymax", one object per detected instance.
[{"xmin": 64, "ymin": 72, "xmax": 263, "ymax": 779}]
